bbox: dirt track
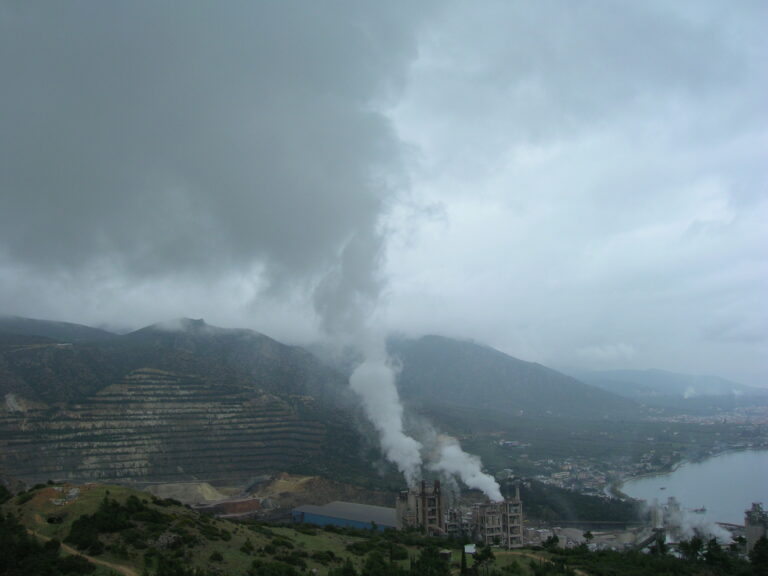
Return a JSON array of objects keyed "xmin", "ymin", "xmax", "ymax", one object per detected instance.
[{"xmin": 27, "ymin": 529, "xmax": 138, "ymax": 576}]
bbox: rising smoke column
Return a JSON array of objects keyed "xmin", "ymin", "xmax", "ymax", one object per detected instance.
[
  {"xmin": 428, "ymin": 435, "xmax": 503, "ymax": 502},
  {"xmin": 349, "ymin": 344, "xmax": 423, "ymax": 486},
  {"xmin": 313, "ymin": 229, "xmax": 504, "ymax": 494},
  {"xmin": 313, "ymin": 227, "xmax": 425, "ymax": 485}
]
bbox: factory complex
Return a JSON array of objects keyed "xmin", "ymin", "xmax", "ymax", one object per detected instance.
[{"xmin": 292, "ymin": 480, "xmax": 525, "ymax": 548}]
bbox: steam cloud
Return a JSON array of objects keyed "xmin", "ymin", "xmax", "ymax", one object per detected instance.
[
  {"xmin": 314, "ymin": 231, "xmax": 502, "ymax": 499},
  {"xmin": 349, "ymin": 348, "xmax": 423, "ymax": 486},
  {"xmin": 428, "ymin": 435, "xmax": 503, "ymax": 502},
  {"xmin": 315, "ymin": 234, "xmax": 504, "ymax": 499},
  {"xmin": 312, "ymin": 230, "xmax": 427, "ymax": 487}
]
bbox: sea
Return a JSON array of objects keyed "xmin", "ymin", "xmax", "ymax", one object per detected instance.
[{"xmin": 620, "ymin": 449, "xmax": 768, "ymax": 526}]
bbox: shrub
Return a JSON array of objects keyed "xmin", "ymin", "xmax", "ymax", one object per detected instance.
[{"xmin": 210, "ymin": 550, "xmax": 224, "ymax": 562}]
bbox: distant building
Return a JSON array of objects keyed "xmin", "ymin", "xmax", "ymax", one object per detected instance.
[
  {"xmin": 745, "ymin": 502, "xmax": 768, "ymax": 553},
  {"xmin": 396, "ymin": 480, "xmax": 445, "ymax": 535},
  {"xmin": 291, "ymin": 501, "xmax": 397, "ymax": 531},
  {"xmin": 472, "ymin": 485, "xmax": 523, "ymax": 549}
]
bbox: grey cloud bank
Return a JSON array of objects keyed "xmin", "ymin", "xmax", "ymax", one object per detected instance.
[
  {"xmin": 1, "ymin": 1, "xmax": 425, "ymax": 316},
  {"xmin": 1, "ymin": 1, "xmax": 766, "ymax": 387}
]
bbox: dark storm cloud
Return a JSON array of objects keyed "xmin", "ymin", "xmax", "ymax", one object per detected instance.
[
  {"xmin": 1, "ymin": 1, "xmax": 765, "ymax": 386},
  {"xmin": 0, "ymin": 1, "xmax": 426, "ymax": 307}
]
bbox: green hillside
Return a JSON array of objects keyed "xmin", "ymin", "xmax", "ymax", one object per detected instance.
[
  {"xmin": 389, "ymin": 336, "xmax": 642, "ymax": 420},
  {"xmin": 2, "ymin": 482, "xmax": 762, "ymax": 576},
  {"xmin": 1, "ymin": 481, "xmax": 406, "ymax": 576}
]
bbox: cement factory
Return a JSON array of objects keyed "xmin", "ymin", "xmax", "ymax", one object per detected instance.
[{"xmin": 293, "ymin": 480, "xmax": 525, "ymax": 549}]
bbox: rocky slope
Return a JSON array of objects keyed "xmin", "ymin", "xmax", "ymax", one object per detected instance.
[{"xmin": 0, "ymin": 319, "xmax": 359, "ymax": 485}]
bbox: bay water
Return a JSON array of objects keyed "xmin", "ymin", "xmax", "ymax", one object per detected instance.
[{"xmin": 621, "ymin": 450, "xmax": 768, "ymax": 525}]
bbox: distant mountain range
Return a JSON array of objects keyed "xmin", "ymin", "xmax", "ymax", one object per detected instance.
[
  {"xmin": 0, "ymin": 315, "xmax": 659, "ymax": 486},
  {"xmin": 577, "ymin": 368, "xmax": 768, "ymax": 411}
]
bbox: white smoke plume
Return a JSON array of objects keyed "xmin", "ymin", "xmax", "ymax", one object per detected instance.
[
  {"xmin": 312, "ymin": 227, "xmax": 425, "ymax": 486},
  {"xmin": 676, "ymin": 510, "xmax": 732, "ymax": 543},
  {"xmin": 310, "ymin": 192, "xmax": 494, "ymax": 494},
  {"xmin": 427, "ymin": 435, "xmax": 503, "ymax": 502},
  {"xmin": 349, "ymin": 344, "xmax": 423, "ymax": 486}
]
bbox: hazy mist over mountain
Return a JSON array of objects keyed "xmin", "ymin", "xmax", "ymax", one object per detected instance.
[{"xmin": 1, "ymin": 1, "xmax": 766, "ymax": 388}]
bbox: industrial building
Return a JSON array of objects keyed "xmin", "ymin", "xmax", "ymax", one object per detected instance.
[
  {"xmin": 396, "ymin": 480, "xmax": 445, "ymax": 535},
  {"xmin": 291, "ymin": 501, "xmax": 398, "ymax": 531},
  {"xmin": 396, "ymin": 479, "xmax": 524, "ymax": 548},
  {"xmin": 745, "ymin": 502, "xmax": 768, "ymax": 553},
  {"xmin": 472, "ymin": 485, "xmax": 524, "ymax": 549}
]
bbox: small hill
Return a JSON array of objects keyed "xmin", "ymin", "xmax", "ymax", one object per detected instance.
[{"xmin": 388, "ymin": 335, "xmax": 642, "ymax": 420}]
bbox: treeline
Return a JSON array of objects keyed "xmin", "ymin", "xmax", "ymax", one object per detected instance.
[
  {"xmin": 517, "ymin": 480, "xmax": 642, "ymax": 523},
  {"xmin": 547, "ymin": 535, "xmax": 768, "ymax": 576}
]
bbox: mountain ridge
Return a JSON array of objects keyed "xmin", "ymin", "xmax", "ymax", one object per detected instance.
[
  {"xmin": 388, "ymin": 335, "xmax": 643, "ymax": 420},
  {"xmin": 0, "ymin": 314, "xmax": 116, "ymax": 343}
]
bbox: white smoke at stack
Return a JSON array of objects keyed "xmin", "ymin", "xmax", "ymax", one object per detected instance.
[
  {"xmin": 349, "ymin": 339, "xmax": 423, "ymax": 486},
  {"xmin": 427, "ymin": 435, "xmax": 503, "ymax": 502},
  {"xmin": 312, "ymin": 228, "xmax": 494, "ymax": 492},
  {"xmin": 313, "ymin": 228, "xmax": 424, "ymax": 486}
]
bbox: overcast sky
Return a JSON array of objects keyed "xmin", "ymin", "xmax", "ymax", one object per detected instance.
[{"xmin": 1, "ymin": 1, "xmax": 766, "ymax": 386}]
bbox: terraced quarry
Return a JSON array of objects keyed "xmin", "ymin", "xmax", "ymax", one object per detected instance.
[
  {"xmin": 0, "ymin": 319, "xmax": 361, "ymax": 487},
  {"xmin": 1, "ymin": 368, "xmax": 328, "ymax": 484}
]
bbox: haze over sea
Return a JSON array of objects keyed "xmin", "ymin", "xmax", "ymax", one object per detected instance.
[{"xmin": 621, "ymin": 450, "xmax": 768, "ymax": 525}]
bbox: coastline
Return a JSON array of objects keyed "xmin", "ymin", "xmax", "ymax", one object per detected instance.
[
  {"xmin": 613, "ymin": 448, "xmax": 768, "ymax": 525},
  {"xmin": 610, "ymin": 447, "xmax": 765, "ymax": 502}
]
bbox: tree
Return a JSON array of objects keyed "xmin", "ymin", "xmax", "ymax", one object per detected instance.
[
  {"xmin": 678, "ymin": 535, "xmax": 704, "ymax": 563},
  {"xmin": 328, "ymin": 558, "xmax": 358, "ymax": 576},
  {"xmin": 751, "ymin": 536, "xmax": 768, "ymax": 576},
  {"xmin": 473, "ymin": 545, "xmax": 495, "ymax": 576},
  {"xmin": 704, "ymin": 537, "xmax": 729, "ymax": 569},
  {"xmin": 410, "ymin": 546, "xmax": 450, "ymax": 576},
  {"xmin": 361, "ymin": 551, "xmax": 392, "ymax": 576}
]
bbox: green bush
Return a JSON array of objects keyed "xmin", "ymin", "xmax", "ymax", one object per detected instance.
[
  {"xmin": 209, "ymin": 550, "xmax": 224, "ymax": 562},
  {"xmin": 15, "ymin": 491, "xmax": 35, "ymax": 505}
]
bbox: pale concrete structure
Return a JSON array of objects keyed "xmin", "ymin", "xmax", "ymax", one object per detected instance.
[
  {"xmin": 472, "ymin": 485, "xmax": 523, "ymax": 549},
  {"xmin": 745, "ymin": 502, "xmax": 768, "ymax": 553},
  {"xmin": 396, "ymin": 480, "xmax": 445, "ymax": 535}
]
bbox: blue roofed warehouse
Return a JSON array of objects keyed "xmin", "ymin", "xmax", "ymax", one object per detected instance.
[{"xmin": 291, "ymin": 501, "xmax": 398, "ymax": 531}]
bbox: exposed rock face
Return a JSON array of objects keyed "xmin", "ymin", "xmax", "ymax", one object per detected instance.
[
  {"xmin": 1, "ymin": 368, "xmax": 328, "ymax": 484},
  {"xmin": 0, "ymin": 319, "xmax": 358, "ymax": 485}
]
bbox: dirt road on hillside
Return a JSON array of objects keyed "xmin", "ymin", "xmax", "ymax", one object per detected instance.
[{"xmin": 27, "ymin": 529, "xmax": 138, "ymax": 576}]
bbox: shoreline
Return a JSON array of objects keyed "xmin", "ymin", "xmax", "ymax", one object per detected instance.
[
  {"xmin": 612, "ymin": 448, "xmax": 768, "ymax": 526},
  {"xmin": 610, "ymin": 447, "xmax": 766, "ymax": 502}
]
